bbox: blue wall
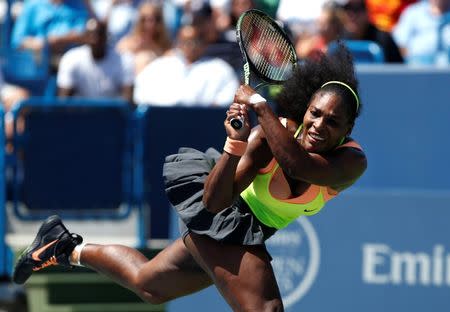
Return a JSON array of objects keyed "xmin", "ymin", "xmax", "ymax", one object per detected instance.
[{"xmin": 354, "ymin": 66, "xmax": 450, "ymax": 189}]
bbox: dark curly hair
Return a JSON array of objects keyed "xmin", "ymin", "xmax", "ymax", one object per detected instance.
[{"xmin": 275, "ymin": 42, "xmax": 362, "ymax": 124}]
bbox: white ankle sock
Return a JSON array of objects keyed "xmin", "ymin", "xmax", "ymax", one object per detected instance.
[{"xmin": 70, "ymin": 243, "xmax": 87, "ymax": 267}]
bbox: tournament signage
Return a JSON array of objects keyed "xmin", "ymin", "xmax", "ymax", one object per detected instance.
[
  {"xmin": 266, "ymin": 217, "xmax": 320, "ymax": 309},
  {"xmin": 294, "ymin": 190, "xmax": 450, "ymax": 311},
  {"xmin": 168, "ymin": 189, "xmax": 450, "ymax": 311}
]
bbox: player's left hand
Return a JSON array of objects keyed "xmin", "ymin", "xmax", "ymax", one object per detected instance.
[
  {"xmin": 225, "ymin": 103, "xmax": 250, "ymax": 141},
  {"xmin": 234, "ymin": 85, "xmax": 267, "ymax": 113}
]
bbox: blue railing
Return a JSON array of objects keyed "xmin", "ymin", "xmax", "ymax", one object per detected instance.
[
  {"xmin": 0, "ymin": 105, "xmax": 6, "ymax": 277},
  {"xmin": 9, "ymin": 98, "xmax": 135, "ymax": 221}
]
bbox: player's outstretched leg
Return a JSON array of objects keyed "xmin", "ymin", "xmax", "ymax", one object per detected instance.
[
  {"xmin": 12, "ymin": 215, "xmax": 82, "ymax": 284},
  {"xmin": 12, "ymin": 215, "xmax": 213, "ymax": 305}
]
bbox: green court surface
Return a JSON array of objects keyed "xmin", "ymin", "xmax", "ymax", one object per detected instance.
[{"xmin": 18, "ymin": 249, "xmax": 166, "ymax": 312}]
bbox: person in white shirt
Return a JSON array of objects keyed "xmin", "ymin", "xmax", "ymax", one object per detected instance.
[
  {"xmin": 393, "ymin": 0, "xmax": 450, "ymax": 65},
  {"xmin": 57, "ymin": 18, "xmax": 134, "ymax": 103},
  {"xmin": 133, "ymin": 24, "xmax": 239, "ymax": 107}
]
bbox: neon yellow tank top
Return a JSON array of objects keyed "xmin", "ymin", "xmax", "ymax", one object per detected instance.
[{"xmin": 240, "ymin": 120, "xmax": 361, "ymax": 230}]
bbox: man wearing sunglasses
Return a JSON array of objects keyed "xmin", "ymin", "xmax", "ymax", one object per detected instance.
[{"xmin": 339, "ymin": 0, "xmax": 404, "ymax": 63}]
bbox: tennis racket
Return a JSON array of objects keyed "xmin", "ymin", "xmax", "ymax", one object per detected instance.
[{"xmin": 231, "ymin": 9, "xmax": 298, "ymax": 129}]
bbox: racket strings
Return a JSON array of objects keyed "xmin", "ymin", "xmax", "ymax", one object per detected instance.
[
  {"xmin": 242, "ymin": 14, "xmax": 295, "ymax": 81},
  {"xmin": 257, "ymin": 18, "xmax": 288, "ymax": 79},
  {"xmin": 267, "ymin": 32, "xmax": 290, "ymax": 79}
]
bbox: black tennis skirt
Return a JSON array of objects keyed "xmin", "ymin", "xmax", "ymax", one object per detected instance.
[{"xmin": 163, "ymin": 147, "xmax": 276, "ymax": 245}]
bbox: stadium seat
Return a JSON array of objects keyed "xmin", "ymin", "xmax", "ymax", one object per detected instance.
[
  {"xmin": 328, "ymin": 40, "xmax": 385, "ymax": 64},
  {"xmin": 136, "ymin": 105, "xmax": 227, "ymax": 239},
  {"xmin": 8, "ymin": 98, "xmax": 135, "ymax": 222},
  {"xmin": 0, "ymin": 47, "xmax": 51, "ymax": 96}
]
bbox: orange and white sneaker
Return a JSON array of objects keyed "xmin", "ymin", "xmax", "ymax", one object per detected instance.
[{"xmin": 12, "ymin": 215, "xmax": 83, "ymax": 284}]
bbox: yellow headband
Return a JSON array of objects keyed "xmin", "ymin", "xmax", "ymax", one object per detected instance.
[{"xmin": 321, "ymin": 81, "xmax": 360, "ymax": 112}]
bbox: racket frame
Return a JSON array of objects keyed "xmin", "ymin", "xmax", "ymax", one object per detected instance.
[
  {"xmin": 236, "ymin": 9, "xmax": 297, "ymax": 86},
  {"xmin": 232, "ymin": 9, "xmax": 297, "ymax": 129}
]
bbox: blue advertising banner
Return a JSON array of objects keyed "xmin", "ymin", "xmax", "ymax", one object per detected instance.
[
  {"xmin": 285, "ymin": 189, "xmax": 450, "ymax": 311},
  {"xmin": 168, "ymin": 189, "xmax": 450, "ymax": 311}
]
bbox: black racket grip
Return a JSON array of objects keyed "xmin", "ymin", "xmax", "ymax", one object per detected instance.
[{"xmin": 230, "ymin": 117, "xmax": 244, "ymax": 129}]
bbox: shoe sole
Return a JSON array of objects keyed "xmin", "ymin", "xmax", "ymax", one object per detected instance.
[{"xmin": 12, "ymin": 215, "xmax": 66, "ymax": 284}]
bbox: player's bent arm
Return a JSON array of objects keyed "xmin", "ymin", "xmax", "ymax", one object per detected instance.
[
  {"xmin": 203, "ymin": 152, "xmax": 240, "ymax": 213},
  {"xmin": 253, "ymin": 103, "xmax": 367, "ymax": 189},
  {"xmin": 233, "ymin": 126, "xmax": 273, "ymax": 194},
  {"xmin": 203, "ymin": 127, "xmax": 269, "ymax": 213}
]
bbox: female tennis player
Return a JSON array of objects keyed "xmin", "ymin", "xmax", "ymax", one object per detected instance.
[{"xmin": 13, "ymin": 43, "xmax": 367, "ymax": 311}]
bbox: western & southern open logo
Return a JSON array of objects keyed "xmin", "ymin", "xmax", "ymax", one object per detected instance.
[{"xmin": 266, "ymin": 217, "xmax": 320, "ymax": 309}]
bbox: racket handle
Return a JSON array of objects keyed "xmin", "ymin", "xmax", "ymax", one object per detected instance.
[
  {"xmin": 230, "ymin": 117, "xmax": 244, "ymax": 129},
  {"xmin": 230, "ymin": 94, "xmax": 266, "ymax": 129}
]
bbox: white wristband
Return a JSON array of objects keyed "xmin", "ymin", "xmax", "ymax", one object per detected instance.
[{"xmin": 249, "ymin": 93, "xmax": 267, "ymax": 104}]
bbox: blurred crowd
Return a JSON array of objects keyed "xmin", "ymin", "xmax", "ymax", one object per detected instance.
[{"xmin": 0, "ymin": 0, "xmax": 450, "ymax": 116}]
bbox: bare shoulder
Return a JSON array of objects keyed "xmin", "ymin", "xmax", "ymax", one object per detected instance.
[
  {"xmin": 336, "ymin": 138, "xmax": 366, "ymax": 164},
  {"xmin": 328, "ymin": 140, "xmax": 367, "ymax": 189}
]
